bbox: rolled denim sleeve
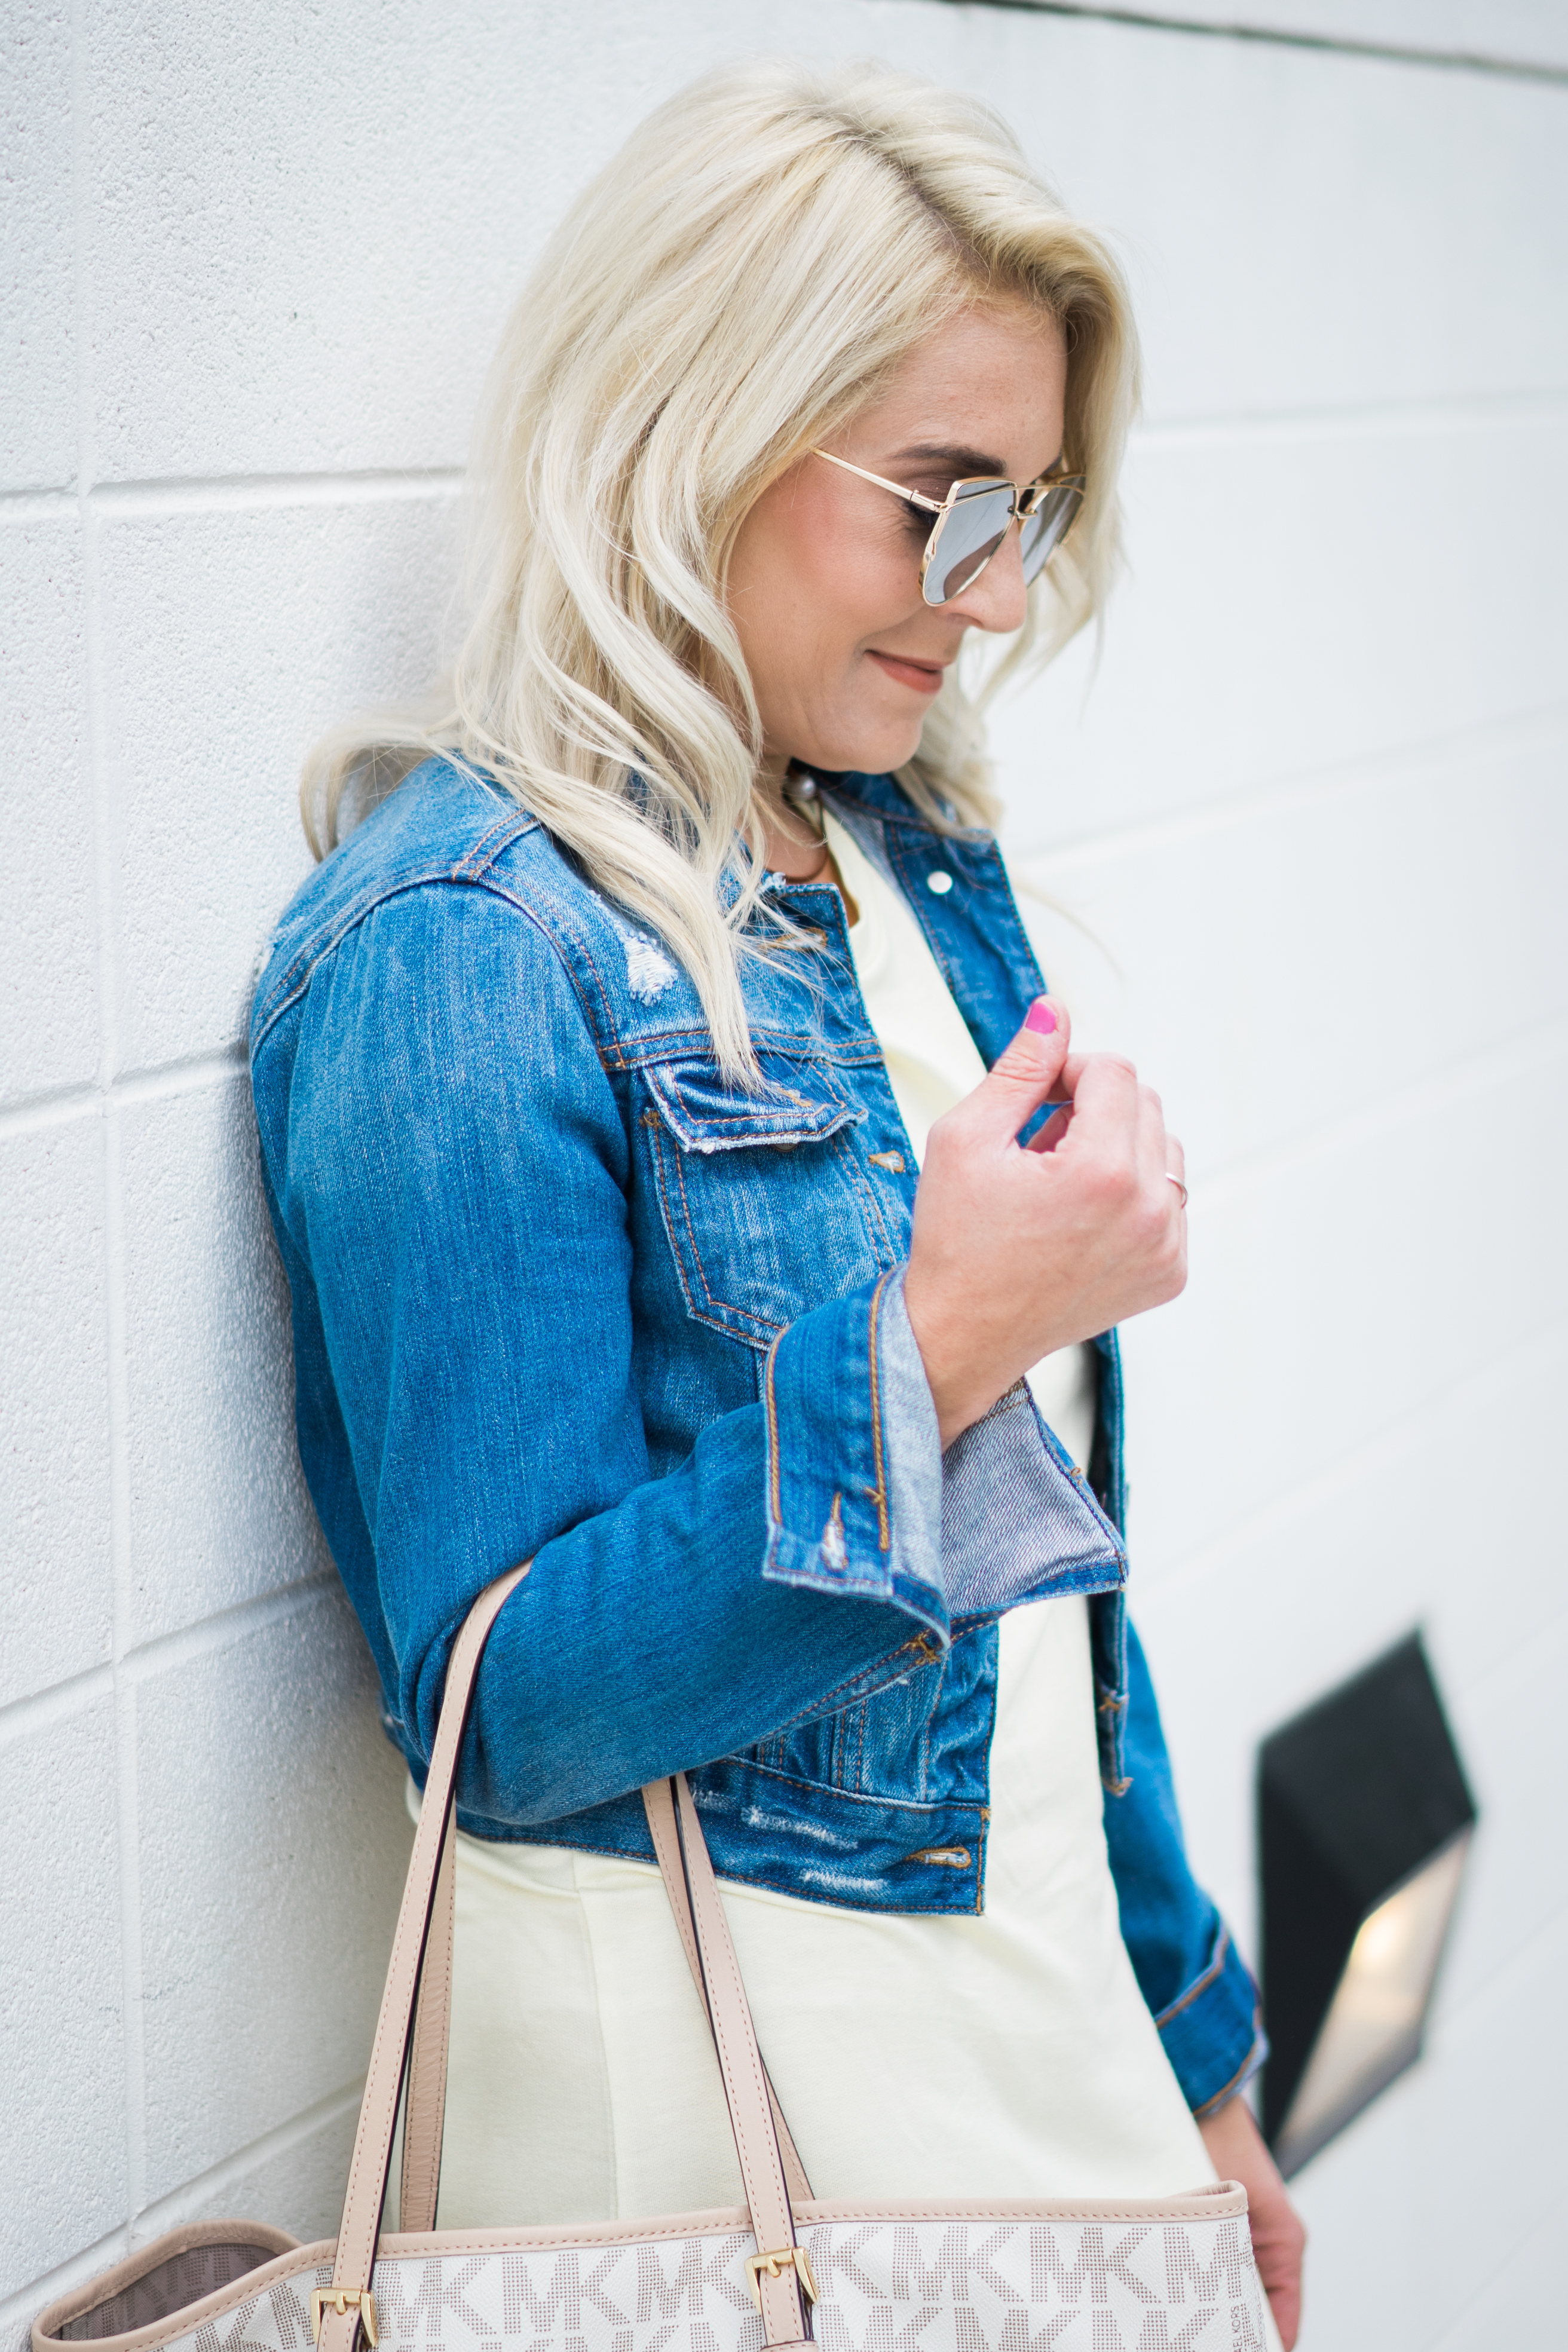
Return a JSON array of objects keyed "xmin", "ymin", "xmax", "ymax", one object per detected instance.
[
  {"xmin": 761, "ymin": 1267, "xmax": 944, "ymax": 1627},
  {"xmin": 764, "ymin": 1279, "xmax": 1126, "ymax": 1630},
  {"xmin": 1101, "ymin": 1615, "xmax": 1267, "ymax": 2114}
]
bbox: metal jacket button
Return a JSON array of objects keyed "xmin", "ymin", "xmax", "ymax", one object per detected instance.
[{"xmin": 926, "ymin": 870, "xmax": 954, "ymax": 895}]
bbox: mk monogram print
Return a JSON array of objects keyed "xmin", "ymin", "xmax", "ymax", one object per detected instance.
[{"xmin": 170, "ymin": 2221, "xmax": 1266, "ymax": 2352}]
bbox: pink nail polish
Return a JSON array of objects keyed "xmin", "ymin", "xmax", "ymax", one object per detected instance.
[{"xmin": 1025, "ymin": 1000, "xmax": 1057, "ymax": 1035}]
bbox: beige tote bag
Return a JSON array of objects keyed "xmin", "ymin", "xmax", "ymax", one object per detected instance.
[{"xmin": 35, "ymin": 1566, "xmax": 1271, "ymax": 2352}]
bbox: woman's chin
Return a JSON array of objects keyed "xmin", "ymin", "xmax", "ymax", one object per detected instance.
[{"xmin": 805, "ymin": 718, "xmax": 927, "ymax": 779}]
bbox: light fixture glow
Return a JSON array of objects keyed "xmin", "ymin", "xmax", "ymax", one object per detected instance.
[{"xmin": 1273, "ymin": 1830, "xmax": 1470, "ymax": 2176}]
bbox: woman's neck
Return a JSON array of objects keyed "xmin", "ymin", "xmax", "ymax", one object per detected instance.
[{"xmin": 755, "ymin": 770, "xmax": 829, "ymax": 881}]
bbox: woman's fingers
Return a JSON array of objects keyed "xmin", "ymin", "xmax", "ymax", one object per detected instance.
[
  {"xmin": 1053, "ymin": 1054, "xmax": 1142, "ymax": 1197},
  {"xmin": 1134, "ymin": 1082, "xmax": 1169, "ymax": 1189},
  {"xmin": 1014, "ymin": 1049, "xmax": 1183, "ymax": 1209},
  {"xmin": 958, "ymin": 995, "xmax": 1073, "ymax": 1147},
  {"xmin": 1130, "ymin": 1088, "xmax": 1186, "ymax": 1294},
  {"xmin": 1061, "ymin": 1049, "xmax": 1138, "ymax": 1123},
  {"xmin": 1025, "ymin": 1053, "xmax": 1147, "ymax": 1184},
  {"xmin": 1026, "ymin": 1102, "xmax": 1074, "ymax": 1154},
  {"xmin": 908, "ymin": 1022, "xmax": 1189, "ymax": 1445}
]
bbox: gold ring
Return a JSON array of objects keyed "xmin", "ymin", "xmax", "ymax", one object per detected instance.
[{"xmin": 1166, "ymin": 1173, "xmax": 1189, "ymax": 1210}]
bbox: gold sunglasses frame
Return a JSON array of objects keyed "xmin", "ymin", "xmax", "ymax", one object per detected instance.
[{"xmin": 811, "ymin": 448, "xmax": 1086, "ymax": 605}]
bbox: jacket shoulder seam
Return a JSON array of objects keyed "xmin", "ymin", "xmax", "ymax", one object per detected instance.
[{"xmin": 250, "ymin": 865, "xmax": 608, "ymax": 1062}]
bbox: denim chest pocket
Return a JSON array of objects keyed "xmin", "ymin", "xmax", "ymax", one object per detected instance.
[{"xmin": 640, "ymin": 1054, "xmax": 901, "ymax": 1349}]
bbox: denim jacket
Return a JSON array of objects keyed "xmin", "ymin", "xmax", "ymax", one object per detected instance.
[{"xmin": 250, "ymin": 757, "xmax": 1264, "ymax": 2117}]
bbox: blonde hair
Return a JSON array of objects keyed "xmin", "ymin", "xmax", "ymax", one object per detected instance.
[{"xmin": 303, "ymin": 57, "xmax": 1139, "ymax": 1077}]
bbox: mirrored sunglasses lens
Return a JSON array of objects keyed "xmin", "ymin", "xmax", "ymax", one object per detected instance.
[
  {"xmin": 1019, "ymin": 486, "xmax": 1083, "ymax": 584},
  {"xmin": 923, "ymin": 488, "xmax": 1015, "ymax": 604}
]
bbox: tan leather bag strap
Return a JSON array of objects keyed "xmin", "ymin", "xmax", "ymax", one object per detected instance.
[
  {"xmin": 324, "ymin": 1567, "xmax": 812, "ymax": 2352},
  {"xmin": 641, "ymin": 1780, "xmax": 814, "ymax": 2209},
  {"xmin": 399, "ymin": 1781, "xmax": 811, "ymax": 2231},
  {"xmin": 648, "ymin": 1771, "xmax": 812, "ymax": 2346},
  {"xmin": 318, "ymin": 1564, "xmax": 528, "ymax": 2352},
  {"xmin": 397, "ymin": 1819, "xmax": 455, "ymax": 2233}
]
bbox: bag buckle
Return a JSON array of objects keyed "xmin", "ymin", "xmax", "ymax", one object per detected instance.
[
  {"xmin": 745, "ymin": 2247, "xmax": 818, "ymax": 2313},
  {"xmin": 311, "ymin": 2290, "xmax": 379, "ymax": 2347}
]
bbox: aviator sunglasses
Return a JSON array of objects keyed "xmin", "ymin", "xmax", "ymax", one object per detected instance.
[{"xmin": 812, "ymin": 448, "xmax": 1087, "ymax": 607}]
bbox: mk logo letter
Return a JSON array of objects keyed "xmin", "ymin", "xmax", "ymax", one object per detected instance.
[
  {"xmin": 889, "ymin": 2228, "xmax": 1023, "ymax": 2308},
  {"xmin": 635, "ymin": 2236, "xmax": 753, "ymax": 2323},
  {"xmin": 1133, "ymin": 2311, "xmax": 1226, "ymax": 2350},
  {"xmin": 814, "ymin": 2305, "xmax": 939, "ymax": 2352},
  {"xmin": 502, "ymin": 2250, "xmax": 631, "ymax": 2339},
  {"xmin": 1162, "ymin": 2229, "xmax": 1251, "ymax": 2308}
]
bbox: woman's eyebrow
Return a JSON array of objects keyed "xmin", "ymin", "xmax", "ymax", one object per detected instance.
[
  {"xmin": 886, "ymin": 438, "xmax": 1067, "ymax": 480},
  {"xmin": 887, "ymin": 439, "xmax": 1010, "ymax": 477}
]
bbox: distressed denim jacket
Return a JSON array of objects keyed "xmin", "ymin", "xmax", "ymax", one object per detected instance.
[{"xmin": 250, "ymin": 757, "xmax": 1264, "ymax": 2117}]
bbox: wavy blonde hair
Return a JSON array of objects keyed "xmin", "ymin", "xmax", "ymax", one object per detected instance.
[{"xmin": 303, "ymin": 57, "xmax": 1139, "ymax": 1077}]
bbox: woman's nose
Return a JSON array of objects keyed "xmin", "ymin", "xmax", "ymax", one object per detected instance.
[{"xmin": 945, "ymin": 522, "xmax": 1029, "ymax": 633}]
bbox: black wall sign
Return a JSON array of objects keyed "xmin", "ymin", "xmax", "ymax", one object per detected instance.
[{"xmin": 1258, "ymin": 1631, "xmax": 1476, "ymax": 2176}]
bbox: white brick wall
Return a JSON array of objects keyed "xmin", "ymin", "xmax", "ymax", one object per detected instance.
[{"xmin": 2, "ymin": 8, "xmax": 1563, "ymax": 2348}]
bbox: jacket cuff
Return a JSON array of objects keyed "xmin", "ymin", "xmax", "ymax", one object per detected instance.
[
  {"xmin": 761, "ymin": 1268, "xmax": 947, "ymax": 1636},
  {"xmin": 1154, "ymin": 1919, "xmax": 1269, "ymax": 2117},
  {"xmin": 940, "ymin": 1380, "xmax": 1126, "ymax": 1621},
  {"xmin": 761, "ymin": 1271, "xmax": 1127, "ymax": 1640}
]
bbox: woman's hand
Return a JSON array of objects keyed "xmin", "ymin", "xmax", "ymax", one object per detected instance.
[
  {"xmin": 1198, "ymin": 2097, "xmax": 1306, "ymax": 2348},
  {"xmin": 903, "ymin": 996, "xmax": 1187, "ymax": 1447}
]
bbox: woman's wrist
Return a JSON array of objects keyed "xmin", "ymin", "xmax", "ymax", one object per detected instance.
[
  {"xmin": 901, "ymin": 1270, "xmax": 1008, "ymax": 1450},
  {"xmin": 1197, "ymin": 2097, "xmax": 1306, "ymax": 2350}
]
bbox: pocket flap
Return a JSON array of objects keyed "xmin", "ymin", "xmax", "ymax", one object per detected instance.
[{"xmin": 645, "ymin": 1056, "xmax": 862, "ymax": 1154}]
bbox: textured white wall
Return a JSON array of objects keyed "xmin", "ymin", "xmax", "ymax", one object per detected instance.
[{"xmin": 2, "ymin": 7, "xmax": 1563, "ymax": 2350}]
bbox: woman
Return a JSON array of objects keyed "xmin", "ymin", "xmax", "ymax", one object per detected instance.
[{"xmin": 251, "ymin": 59, "xmax": 1304, "ymax": 2347}]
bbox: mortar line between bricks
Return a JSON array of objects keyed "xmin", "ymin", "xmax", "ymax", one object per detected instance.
[
  {"xmin": 109, "ymin": 1043, "xmax": 249, "ymax": 1105},
  {"xmin": 0, "ymin": 486, "xmax": 79, "ymax": 522},
  {"xmin": 0, "ymin": 1046, "xmax": 248, "ymax": 1138},
  {"xmin": 0, "ymin": 1661, "xmax": 116, "ymax": 1751},
  {"xmin": 1188, "ymin": 1002, "xmax": 1568, "ymax": 1215},
  {"xmin": 90, "ymin": 467, "xmax": 467, "ymax": 516},
  {"xmin": 1429, "ymin": 2181, "xmax": 1568, "ymax": 2352},
  {"xmin": 0, "ymin": 2224, "xmax": 134, "ymax": 2343},
  {"xmin": 1018, "ymin": 699, "xmax": 1568, "ymax": 870},
  {"xmin": 1429, "ymin": 1901, "xmax": 1568, "ymax": 2054},
  {"xmin": 0, "ymin": 471, "xmax": 464, "ymax": 526},
  {"xmin": 0, "ymin": 2083, "xmax": 363, "ymax": 2326},
  {"xmin": 1131, "ymin": 384, "xmax": 1568, "ymax": 451},
  {"xmin": 1140, "ymin": 1304, "xmax": 1568, "ymax": 1615},
  {"xmin": 1460, "ymin": 1570, "xmax": 1568, "ymax": 1711},
  {"xmin": 1006, "ymin": 698, "xmax": 1568, "ymax": 877},
  {"xmin": 1407, "ymin": 1918, "xmax": 1568, "ymax": 2341},
  {"xmin": 923, "ymin": 0, "xmax": 1568, "ymax": 84},
  {"xmin": 99, "ymin": 928, "xmax": 144, "ymax": 2231},
  {"xmin": 0, "ymin": 1576, "xmax": 337, "ymax": 1750},
  {"xmin": 68, "ymin": 0, "xmax": 93, "ymax": 507},
  {"xmin": 112, "ymin": 1639, "xmax": 148, "ymax": 2226},
  {"xmin": 117, "ymin": 1572, "xmax": 338, "ymax": 1687},
  {"xmin": 128, "ymin": 2077, "xmax": 365, "ymax": 2249},
  {"xmin": 65, "ymin": 0, "xmax": 151, "ymax": 2245}
]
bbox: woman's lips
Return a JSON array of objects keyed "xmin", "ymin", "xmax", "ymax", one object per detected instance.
[{"xmin": 868, "ymin": 649, "xmax": 947, "ymax": 695}]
